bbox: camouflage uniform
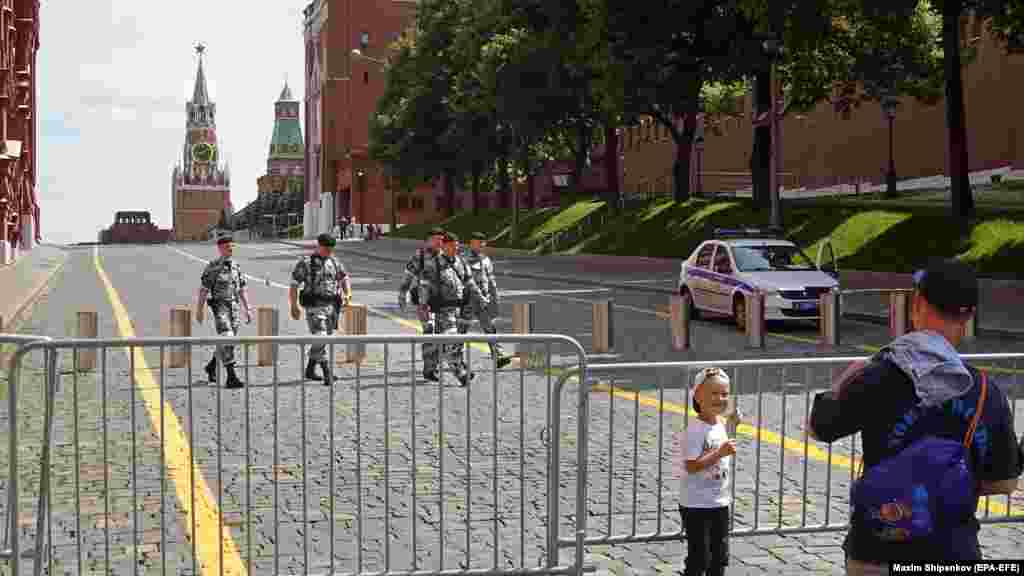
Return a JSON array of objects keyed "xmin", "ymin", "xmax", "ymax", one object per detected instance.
[
  {"xmin": 399, "ymin": 246, "xmax": 440, "ymax": 334},
  {"xmin": 291, "ymin": 254, "xmax": 348, "ymax": 363},
  {"xmin": 458, "ymin": 247, "xmax": 503, "ymax": 358},
  {"xmin": 200, "ymin": 255, "xmax": 246, "ymax": 367},
  {"xmin": 419, "ymin": 251, "xmax": 488, "ymax": 382}
]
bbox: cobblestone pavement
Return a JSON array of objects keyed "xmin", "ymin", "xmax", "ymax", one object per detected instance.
[{"xmin": 0, "ymin": 242, "xmax": 1020, "ymax": 576}]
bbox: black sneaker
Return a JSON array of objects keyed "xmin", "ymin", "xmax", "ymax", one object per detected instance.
[
  {"xmin": 423, "ymin": 369, "xmax": 439, "ymax": 382},
  {"xmin": 496, "ymin": 355, "xmax": 512, "ymax": 369}
]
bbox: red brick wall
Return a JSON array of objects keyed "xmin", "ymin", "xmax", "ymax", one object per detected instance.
[{"xmin": 622, "ymin": 18, "xmax": 1024, "ymax": 193}]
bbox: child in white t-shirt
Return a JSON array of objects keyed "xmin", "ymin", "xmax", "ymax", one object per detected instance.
[{"xmin": 676, "ymin": 367, "xmax": 740, "ymax": 576}]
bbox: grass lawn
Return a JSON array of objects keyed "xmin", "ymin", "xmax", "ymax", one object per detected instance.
[{"xmin": 390, "ymin": 193, "xmax": 1024, "ymax": 278}]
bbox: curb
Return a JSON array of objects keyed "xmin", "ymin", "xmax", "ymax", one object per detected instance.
[
  {"xmin": 842, "ymin": 311, "xmax": 1024, "ymax": 340},
  {"xmin": 278, "ymin": 240, "xmax": 679, "ymax": 296},
  {"xmin": 1, "ymin": 248, "xmax": 71, "ymax": 333}
]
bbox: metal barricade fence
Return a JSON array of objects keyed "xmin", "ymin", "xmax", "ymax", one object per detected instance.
[
  {"xmin": 550, "ymin": 353, "xmax": 1024, "ymax": 550},
  {"xmin": 0, "ymin": 334, "xmax": 52, "ymax": 567},
  {"xmin": 3, "ymin": 333, "xmax": 588, "ymax": 576}
]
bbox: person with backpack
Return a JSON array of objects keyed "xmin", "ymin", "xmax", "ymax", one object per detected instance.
[
  {"xmin": 417, "ymin": 231, "xmax": 489, "ymax": 386},
  {"xmin": 289, "ymin": 233, "xmax": 352, "ymax": 385},
  {"xmin": 806, "ymin": 259, "xmax": 1022, "ymax": 574},
  {"xmin": 399, "ymin": 227, "xmax": 445, "ymax": 336}
]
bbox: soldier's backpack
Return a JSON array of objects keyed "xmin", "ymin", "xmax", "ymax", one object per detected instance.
[
  {"xmin": 409, "ymin": 250, "xmax": 425, "ymax": 305},
  {"xmin": 299, "ymin": 255, "xmax": 326, "ymax": 307}
]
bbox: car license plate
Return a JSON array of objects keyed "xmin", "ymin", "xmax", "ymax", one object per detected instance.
[{"xmin": 795, "ymin": 301, "xmax": 818, "ymax": 312}]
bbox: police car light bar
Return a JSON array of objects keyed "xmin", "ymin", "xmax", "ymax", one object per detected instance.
[{"xmin": 712, "ymin": 226, "xmax": 785, "ymax": 238}]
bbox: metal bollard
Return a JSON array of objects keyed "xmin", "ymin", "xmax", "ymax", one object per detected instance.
[
  {"xmin": 75, "ymin": 311, "xmax": 98, "ymax": 371},
  {"xmin": 592, "ymin": 299, "xmax": 614, "ymax": 353},
  {"xmin": 746, "ymin": 291, "xmax": 765, "ymax": 348},
  {"xmin": 819, "ymin": 289, "xmax": 841, "ymax": 347},
  {"xmin": 670, "ymin": 294, "xmax": 691, "ymax": 351},
  {"xmin": 889, "ymin": 290, "xmax": 913, "ymax": 338},
  {"xmin": 257, "ymin": 307, "xmax": 279, "ymax": 366},
  {"xmin": 343, "ymin": 304, "xmax": 368, "ymax": 363},
  {"xmin": 512, "ymin": 302, "xmax": 534, "ymax": 359},
  {"xmin": 168, "ymin": 307, "xmax": 192, "ymax": 369}
]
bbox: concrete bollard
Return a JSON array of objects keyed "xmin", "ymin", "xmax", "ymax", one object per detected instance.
[
  {"xmin": 964, "ymin": 308, "xmax": 977, "ymax": 341},
  {"xmin": 75, "ymin": 311, "xmax": 98, "ymax": 372},
  {"xmin": 343, "ymin": 304, "xmax": 368, "ymax": 363},
  {"xmin": 168, "ymin": 307, "xmax": 192, "ymax": 369},
  {"xmin": 819, "ymin": 289, "xmax": 841, "ymax": 347},
  {"xmin": 257, "ymin": 307, "xmax": 279, "ymax": 366},
  {"xmin": 592, "ymin": 299, "xmax": 614, "ymax": 354},
  {"xmin": 670, "ymin": 294, "xmax": 691, "ymax": 351},
  {"xmin": 746, "ymin": 291, "xmax": 765, "ymax": 349},
  {"xmin": 512, "ymin": 302, "xmax": 534, "ymax": 359},
  {"xmin": 889, "ymin": 291, "xmax": 913, "ymax": 338}
]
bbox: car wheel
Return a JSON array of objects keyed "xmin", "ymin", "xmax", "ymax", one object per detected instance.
[
  {"xmin": 680, "ymin": 287, "xmax": 700, "ymax": 319},
  {"xmin": 733, "ymin": 295, "xmax": 747, "ymax": 333}
]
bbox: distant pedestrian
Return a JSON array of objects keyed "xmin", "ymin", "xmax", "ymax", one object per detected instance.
[
  {"xmin": 418, "ymin": 231, "xmax": 488, "ymax": 385},
  {"xmin": 458, "ymin": 232, "xmax": 511, "ymax": 368},
  {"xmin": 290, "ymin": 233, "xmax": 352, "ymax": 385},
  {"xmin": 676, "ymin": 367, "xmax": 740, "ymax": 576},
  {"xmin": 195, "ymin": 231, "xmax": 253, "ymax": 389},
  {"xmin": 807, "ymin": 259, "xmax": 1022, "ymax": 573}
]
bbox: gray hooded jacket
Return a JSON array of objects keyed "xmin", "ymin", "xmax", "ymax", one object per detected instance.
[{"xmin": 873, "ymin": 330, "xmax": 975, "ymax": 409}]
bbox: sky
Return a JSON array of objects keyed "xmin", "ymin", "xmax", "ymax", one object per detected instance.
[{"xmin": 37, "ymin": 1, "xmax": 308, "ymax": 244}]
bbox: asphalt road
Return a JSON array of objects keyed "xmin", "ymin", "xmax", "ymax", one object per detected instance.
[{"xmin": 0, "ymin": 241, "xmax": 1020, "ymax": 576}]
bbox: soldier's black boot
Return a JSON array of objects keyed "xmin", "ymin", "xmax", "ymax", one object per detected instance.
[
  {"xmin": 225, "ymin": 364, "xmax": 245, "ymax": 389},
  {"xmin": 496, "ymin": 355, "xmax": 512, "ymax": 369},
  {"xmin": 319, "ymin": 360, "xmax": 334, "ymax": 386},
  {"xmin": 305, "ymin": 358, "xmax": 323, "ymax": 381},
  {"xmin": 204, "ymin": 357, "xmax": 219, "ymax": 383},
  {"xmin": 423, "ymin": 367, "xmax": 439, "ymax": 382}
]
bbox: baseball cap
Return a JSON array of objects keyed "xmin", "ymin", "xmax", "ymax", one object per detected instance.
[
  {"xmin": 693, "ymin": 367, "xmax": 730, "ymax": 388},
  {"xmin": 216, "ymin": 231, "xmax": 233, "ymax": 244},
  {"xmin": 316, "ymin": 233, "xmax": 337, "ymax": 247},
  {"xmin": 912, "ymin": 258, "xmax": 978, "ymax": 317}
]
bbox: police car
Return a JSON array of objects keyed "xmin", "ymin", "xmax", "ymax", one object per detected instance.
[{"xmin": 678, "ymin": 228, "xmax": 840, "ymax": 330}]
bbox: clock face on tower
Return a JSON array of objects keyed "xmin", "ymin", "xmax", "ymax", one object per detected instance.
[{"xmin": 191, "ymin": 142, "xmax": 215, "ymax": 163}]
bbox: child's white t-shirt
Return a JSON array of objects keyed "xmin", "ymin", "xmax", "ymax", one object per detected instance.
[{"xmin": 679, "ymin": 418, "xmax": 732, "ymax": 509}]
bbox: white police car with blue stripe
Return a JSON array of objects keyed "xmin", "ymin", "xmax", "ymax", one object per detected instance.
[{"xmin": 678, "ymin": 228, "xmax": 840, "ymax": 331}]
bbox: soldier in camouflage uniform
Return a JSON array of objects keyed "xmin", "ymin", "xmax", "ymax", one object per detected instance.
[
  {"xmin": 459, "ymin": 232, "xmax": 511, "ymax": 368},
  {"xmin": 196, "ymin": 232, "xmax": 253, "ymax": 389},
  {"xmin": 419, "ymin": 231, "xmax": 489, "ymax": 386},
  {"xmin": 399, "ymin": 227, "xmax": 445, "ymax": 361},
  {"xmin": 289, "ymin": 233, "xmax": 352, "ymax": 385}
]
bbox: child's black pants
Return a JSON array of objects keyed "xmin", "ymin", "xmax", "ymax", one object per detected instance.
[{"xmin": 681, "ymin": 506, "xmax": 730, "ymax": 576}]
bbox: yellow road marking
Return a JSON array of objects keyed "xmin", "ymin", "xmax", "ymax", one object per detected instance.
[
  {"xmin": 592, "ymin": 382, "xmax": 1019, "ymax": 517},
  {"xmin": 95, "ymin": 246, "xmax": 247, "ymax": 576}
]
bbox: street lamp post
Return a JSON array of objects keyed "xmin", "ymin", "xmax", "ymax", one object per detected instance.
[{"xmin": 883, "ymin": 98, "xmax": 898, "ymax": 197}]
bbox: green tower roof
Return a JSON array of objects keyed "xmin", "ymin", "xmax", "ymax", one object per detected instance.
[{"xmin": 269, "ymin": 81, "xmax": 303, "ymax": 160}]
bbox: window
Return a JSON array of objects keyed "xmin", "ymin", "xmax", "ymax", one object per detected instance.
[
  {"xmin": 396, "ymin": 196, "xmax": 409, "ymax": 211},
  {"xmin": 695, "ymin": 243, "xmax": 716, "ymax": 269},
  {"xmin": 412, "ymin": 197, "xmax": 425, "ymax": 211},
  {"xmin": 732, "ymin": 245, "xmax": 814, "ymax": 272},
  {"xmin": 364, "ymin": 71, "xmax": 369, "ymax": 84},
  {"xmin": 360, "ymin": 31, "xmax": 369, "ymax": 49},
  {"xmin": 714, "ymin": 247, "xmax": 733, "ymax": 274}
]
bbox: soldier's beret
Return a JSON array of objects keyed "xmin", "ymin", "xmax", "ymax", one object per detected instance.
[
  {"xmin": 443, "ymin": 231, "xmax": 459, "ymax": 242},
  {"xmin": 216, "ymin": 232, "xmax": 233, "ymax": 244},
  {"xmin": 470, "ymin": 232, "xmax": 487, "ymax": 241},
  {"xmin": 316, "ymin": 233, "xmax": 337, "ymax": 247},
  {"xmin": 430, "ymin": 227, "xmax": 446, "ymax": 237}
]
